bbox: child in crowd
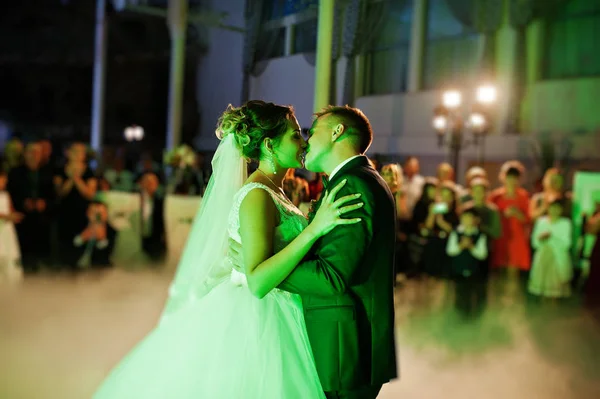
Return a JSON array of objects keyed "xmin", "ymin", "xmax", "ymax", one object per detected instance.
[
  {"xmin": 73, "ymin": 200, "xmax": 116, "ymax": 269},
  {"xmin": 528, "ymin": 199, "xmax": 573, "ymax": 299},
  {"xmin": 447, "ymin": 207, "xmax": 488, "ymax": 317}
]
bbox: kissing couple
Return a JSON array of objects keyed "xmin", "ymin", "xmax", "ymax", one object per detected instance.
[{"xmin": 93, "ymin": 101, "xmax": 397, "ymax": 399}]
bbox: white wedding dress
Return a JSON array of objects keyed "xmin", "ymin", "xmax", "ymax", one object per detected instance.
[{"xmin": 94, "ymin": 182, "xmax": 325, "ymax": 399}]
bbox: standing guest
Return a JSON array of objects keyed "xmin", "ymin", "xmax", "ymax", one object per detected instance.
[
  {"xmin": 0, "ymin": 168, "xmax": 24, "ymax": 283},
  {"xmin": 104, "ymin": 157, "xmax": 135, "ymax": 192},
  {"xmin": 529, "ymin": 168, "xmax": 572, "ymax": 223},
  {"xmin": 54, "ymin": 142, "xmax": 97, "ymax": 268},
  {"xmin": 38, "ymin": 139, "xmax": 56, "ymax": 173},
  {"xmin": 459, "ymin": 166, "xmax": 488, "ymax": 204},
  {"xmin": 140, "ymin": 173, "xmax": 166, "ymax": 262},
  {"xmin": 283, "ymin": 173, "xmax": 310, "ymax": 211},
  {"xmin": 294, "ymin": 177, "xmax": 312, "ymax": 216},
  {"xmin": 461, "ymin": 177, "xmax": 502, "ymax": 277},
  {"xmin": 1, "ymin": 138, "xmax": 24, "ymax": 173},
  {"xmin": 402, "ymin": 156, "xmax": 424, "ymax": 217},
  {"xmin": 528, "ymin": 200, "xmax": 573, "ymax": 299},
  {"xmin": 136, "ymin": 152, "xmax": 165, "ymax": 184},
  {"xmin": 307, "ymin": 172, "xmax": 325, "ymax": 201},
  {"xmin": 583, "ymin": 203, "xmax": 600, "ymax": 308},
  {"xmin": 461, "ymin": 178, "xmax": 502, "ymax": 241},
  {"xmin": 283, "ymin": 169, "xmax": 297, "ymax": 199},
  {"xmin": 381, "ymin": 163, "xmax": 409, "ymax": 278},
  {"xmin": 489, "ymin": 161, "xmax": 531, "ymax": 280},
  {"xmin": 380, "ymin": 163, "xmax": 409, "ymax": 220},
  {"xmin": 422, "ymin": 182, "xmax": 459, "ymax": 278},
  {"xmin": 8, "ymin": 143, "xmax": 54, "ymax": 273},
  {"xmin": 407, "ymin": 177, "xmax": 437, "ymax": 277},
  {"xmin": 447, "ymin": 207, "xmax": 488, "ymax": 317},
  {"xmin": 437, "ymin": 162, "xmax": 455, "ymax": 184}
]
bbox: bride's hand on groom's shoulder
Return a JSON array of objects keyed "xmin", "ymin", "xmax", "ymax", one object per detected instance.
[
  {"xmin": 227, "ymin": 238, "xmax": 244, "ymax": 272},
  {"xmin": 307, "ymin": 179, "xmax": 364, "ymax": 238}
]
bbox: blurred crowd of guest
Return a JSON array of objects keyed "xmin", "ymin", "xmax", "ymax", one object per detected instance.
[
  {"xmin": 0, "ymin": 137, "xmax": 210, "ymax": 281},
  {"xmin": 280, "ymin": 154, "xmax": 600, "ymax": 316},
  {"xmin": 376, "ymin": 157, "xmax": 600, "ymax": 316},
  {"xmin": 1, "ymin": 136, "xmax": 599, "ymax": 315}
]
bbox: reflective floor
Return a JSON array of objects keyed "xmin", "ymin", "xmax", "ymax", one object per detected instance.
[{"xmin": 1, "ymin": 267, "xmax": 600, "ymax": 399}]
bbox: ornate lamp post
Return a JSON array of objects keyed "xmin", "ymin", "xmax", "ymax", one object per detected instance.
[{"xmin": 432, "ymin": 84, "xmax": 497, "ymax": 176}]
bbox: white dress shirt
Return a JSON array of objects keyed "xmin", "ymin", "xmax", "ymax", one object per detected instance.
[
  {"xmin": 328, "ymin": 155, "xmax": 364, "ymax": 181},
  {"xmin": 141, "ymin": 191, "xmax": 154, "ymax": 238},
  {"xmin": 402, "ymin": 174, "xmax": 425, "ymax": 218},
  {"xmin": 446, "ymin": 225, "xmax": 488, "ymax": 260}
]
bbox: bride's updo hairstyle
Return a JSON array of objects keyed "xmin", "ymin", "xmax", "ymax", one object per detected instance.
[{"xmin": 216, "ymin": 100, "xmax": 295, "ymax": 161}]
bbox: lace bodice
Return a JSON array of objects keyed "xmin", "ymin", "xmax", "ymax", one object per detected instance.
[
  {"xmin": 227, "ymin": 182, "xmax": 308, "ymax": 286},
  {"xmin": 229, "ymin": 182, "xmax": 308, "ymax": 249}
]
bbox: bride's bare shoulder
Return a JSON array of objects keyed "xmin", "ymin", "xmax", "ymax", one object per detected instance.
[{"xmin": 239, "ymin": 185, "xmax": 277, "ymax": 220}]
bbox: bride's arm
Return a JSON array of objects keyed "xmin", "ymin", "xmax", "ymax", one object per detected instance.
[
  {"xmin": 239, "ymin": 189, "xmax": 320, "ymax": 299},
  {"xmin": 239, "ymin": 183, "xmax": 362, "ymax": 299}
]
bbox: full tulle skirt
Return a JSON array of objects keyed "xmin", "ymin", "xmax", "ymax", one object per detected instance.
[{"xmin": 93, "ymin": 278, "xmax": 325, "ymax": 399}]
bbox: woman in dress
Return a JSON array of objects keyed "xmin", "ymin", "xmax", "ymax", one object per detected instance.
[
  {"xmin": 528, "ymin": 199, "xmax": 573, "ymax": 299},
  {"xmin": 54, "ymin": 142, "xmax": 97, "ymax": 269},
  {"xmin": 529, "ymin": 168, "xmax": 572, "ymax": 223},
  {"xmin": 584, "ymin": 203, "xmax": 600, "ymax": 308},
  {"xmin": 422, "ymin": 182, "xmax": 459, "ymax": 278},
  {"xmin": 488, "ymin": 161, "xmax": 531, "ymax": 277},
  {"xmin": 381, "ymin": 163, "xmax": 409, "ymax": 278},
  {"xmin": 407, "ymin": 177, "xmax": 438, "ymax": 278},
  {"xmin": 0, "ymin": 168, "xmax": 24, "ymax": 283},
  {"xmin": 93, "ymin": 101, "xmax": 363, "ymax": 399}
]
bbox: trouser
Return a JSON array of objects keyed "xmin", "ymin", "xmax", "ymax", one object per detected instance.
[
  {"xmin": 325, "ymin": 384, "xmax": 382, "ymax": 399},
  {"xmin": 455, "ymin": 276, "xmax": 487, "ymax": 317},
  {"xmin": 16, "ymin": 213, "xmax": 50, "ymax": 272}
]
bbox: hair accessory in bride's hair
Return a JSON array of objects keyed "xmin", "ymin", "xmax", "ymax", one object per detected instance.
[{"xmin": 215, "ymin": 104, "xmax": 252, "ymax": 151}]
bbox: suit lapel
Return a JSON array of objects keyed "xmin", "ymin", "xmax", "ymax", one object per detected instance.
[
  {"xmin": 327, "ymin": 156, "xmax": 371, "ymax": 188},
  {"xmin": 308, "ymin": 157, "xmax": 371, "ymax": 222}
]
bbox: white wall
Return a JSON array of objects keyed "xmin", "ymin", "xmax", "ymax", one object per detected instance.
[
  {"xmin": 247, "ymin": 55, "xmax": 523, "ymax": 160},
  {"xmin": 194, "ymin": 0, "xmax": 245, "ymax": 151},
  {"xmin": 526, "ymin": 77, "xmax": 600, "ymax": 138},
  {"xmin": 197, "ymin": 0, "xmax": 600, "ymax": 167},
  {"xmin": 248, "ymin": 52, "xmax": 600, "ymax": 160}
]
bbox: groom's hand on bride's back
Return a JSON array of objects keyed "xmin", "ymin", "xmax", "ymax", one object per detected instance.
[{"xmin": 227, "ymin": 238, "xmax": 244, "ymax": 272}]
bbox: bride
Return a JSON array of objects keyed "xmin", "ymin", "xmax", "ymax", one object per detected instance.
[{"xmin": 93, "ymin": 101, "xmax": 363, "ymax": 398}]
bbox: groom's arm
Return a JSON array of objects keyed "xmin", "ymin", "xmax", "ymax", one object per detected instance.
[{"xmin": 278, "ymin": 175, "xmax": 374, "ymax": 296}]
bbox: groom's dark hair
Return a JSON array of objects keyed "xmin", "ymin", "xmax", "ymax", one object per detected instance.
[{"xmin": 315, "ymin": 105, "xmax": 373, "ymax": 154}]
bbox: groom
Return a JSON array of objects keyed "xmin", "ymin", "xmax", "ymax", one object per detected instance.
[{"xmin": 280, "ymin": 105, "xmax": 397, "ymax": 399}]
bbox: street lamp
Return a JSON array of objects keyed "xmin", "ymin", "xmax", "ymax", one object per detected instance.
[
  {"xmin": 442, "ymin": 90, "xmax": 462, "ymax": 109},
  {"xmin": 124, "ymin": 125, "xmax": 144, "ymax": 142},
  {"xmin": 432, "ymin": 84, "xmax": 497, "ymax": 176}
]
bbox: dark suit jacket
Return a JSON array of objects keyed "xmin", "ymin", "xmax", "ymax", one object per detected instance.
[
  {"xmin": 141, "ymin": 194, "xmax": 166, "ymax": 260},
  {"xmin": 7, "ymin": 165, "xmax": 55, "ymax": 213},
  {"xmin": 279, "ymin": 156, "xmax": 398, "ymax": 391}
]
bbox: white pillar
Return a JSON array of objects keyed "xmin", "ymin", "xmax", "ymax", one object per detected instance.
[
  {"xmin": 407, "ymin": 0, "xmax": 428, "ymax": 93},
  {"xmin": 284, "ymin": 24, "xmax": 295, "ymax": 56},
  {"xmin": 313, "ymin": 0, "xmax": 336, "ymax": 112},
  {"xmin": 526, "ymin": 19, "xmax": 545, "ymax": 85},
  {"xmin": 166, "ymin": 0, "xmax": 188, "ymax": 150},
  {"xmin": 520, "ymin": 18, "xmax": 545, "ymax": 133},
  {"xmin": 90, "ymin": 0, "xmax": 107, "ymax": 154},
  {"xmin": 494, "ymin": 0, "xmax": 517, "ymax": 134}
]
